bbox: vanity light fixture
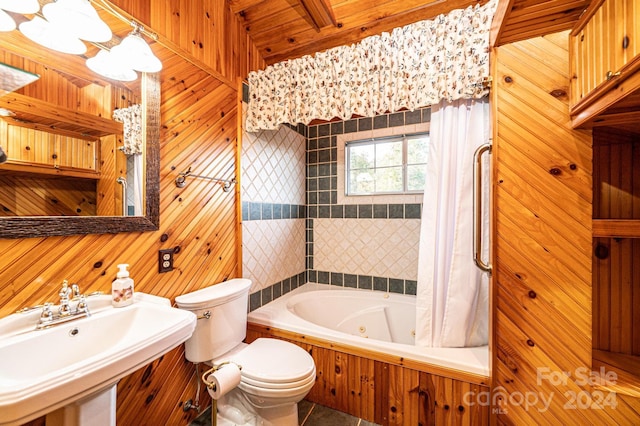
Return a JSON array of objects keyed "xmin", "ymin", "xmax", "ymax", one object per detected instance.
[
  {"xmin": 19, "ymin": 16, "xmax": 87, "ymax": 55},
  {"xmin": 42, "ymin": 0, "xmax": 112, "ymax": 42},
  {"xmin": 5, "ymin": 0, "xmax": 162, "ymax": 81},
  {"xmin": 110, "ymin": 24, "xmax": 162, "ymax": 73},
  {"xmin": 86, "ymin": 49, "xmax": 137, "ymax": 82},
  {"xmin": 0, "ymin": 9, "xmax": 15, "ymax": 31},
  {"xmin": 0, "ymin": 0, "xmax": 40, "ymax": 14}
]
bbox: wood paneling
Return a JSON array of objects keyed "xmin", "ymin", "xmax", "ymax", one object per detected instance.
[
  {"xmin": 247, "ymin": 324, "xmax": 490, "ymax": 425},
  {"xmin": 235, "ymin": 0, "xmax": 489, "ymax": 64},
  {"xmin": 492, "ymin": 0, "xmax": 590, "ymax": 47},
  {"xmin": 570, "ymin": 0, "xmax": 640, "ymax": 107},
  {"xmin": 592, "ymin": 127, "xmax": 640, "ymax": 387},
  {"xmin": 2, "ymin": 52, "xmax": 238, "ymax": 424},
  {"xmin": 1, "ymin": 1, "xmax": 266, "ymax": 424},
  {"xmin": 0, "ymin": 175, "xmax": 97, "ymax": 216},
  {"xmin": 3, "ymin": 121, "xmax": 99, "ymax": 171},
  {"xmin": 567, "ymin": 0, "xmax": 640, "ymax": 132},
  {"xmin": 494, "ymin": 32, "xmax": 640, "ymax": 423},
  {"xmin": 111, "ymin": 0, "xmax": 266, "ymax": 84},
  {"xmin": 0, "ymin": 50, "xmax": 135, "ymax": 136},
  {"xmin": 226, "ymin": 0, "xmax": 592, "ymax": 65}
]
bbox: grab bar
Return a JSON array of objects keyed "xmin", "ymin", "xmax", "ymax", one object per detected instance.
[
  {"xmin": 116, "ymin": 177, "xmax": 127, "ymax": 216},
  {"xmin": 473, "ymin": 143, "xmax": 492, "ymax": 274}
]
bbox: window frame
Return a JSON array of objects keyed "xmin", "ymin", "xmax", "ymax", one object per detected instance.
[{"xmin": 345, "ymin": 132, "xmax": 429, "ymax": 196}]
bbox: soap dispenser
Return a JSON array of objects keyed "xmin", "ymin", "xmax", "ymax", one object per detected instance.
[{"xmin": 112, "ymin": 264, "xmax": 134, "ymax": 307}]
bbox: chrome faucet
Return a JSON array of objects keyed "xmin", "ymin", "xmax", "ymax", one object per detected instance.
[
  {"xmin": 58, "ymin": 281, "xmax": 72, "ymax": 316},
  {"xmin": 36, "ymin": 281, "xmax": 92, "ymax": 329}
]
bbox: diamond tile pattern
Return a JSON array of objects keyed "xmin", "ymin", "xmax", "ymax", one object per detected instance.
[
  {"xmin": 242, "ymin": 219, "xmax": 306, "ymax": 292},
  {"xmin": 242, "ymin": 125, "xmax": 306, "ymax": 204},
  {"xmin": 314, "ymin": 218, "xmax": 420, "ymax": 280}
]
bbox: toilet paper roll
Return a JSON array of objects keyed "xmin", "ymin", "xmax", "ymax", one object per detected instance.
[{"xmin": 207, "ymin": 363, "xmax": 241, "ymax": 399}]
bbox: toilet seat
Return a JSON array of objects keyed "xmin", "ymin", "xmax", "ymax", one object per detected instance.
[{"xmin": 221, "ymin": 338, "xmax": 315, "ymax": 391}]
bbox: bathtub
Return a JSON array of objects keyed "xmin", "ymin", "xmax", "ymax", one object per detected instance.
[{"xmin": 247, "ymin": 282, "xmax": 489, "ymax": 377}]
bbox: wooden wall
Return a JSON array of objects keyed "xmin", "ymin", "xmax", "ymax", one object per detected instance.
[
  {"xmin": 247, "ymin": 324, "xmax": 490, "ymax": 426},
  {"xmin": 0, "ymin": 174, "xmax": 97, "ymax": 216},
  {"xmin": 494, "ymin": 32, "xmax": 640, "ymax": 423},
  {"xmin": 0, "ymin": 50, "xmax": 138, "ymax": 117},
  {"xmin": 0, "ymin": 49, "xmax": 134, "ymax": 217},
  {"xmin": 109, "ymin": 0, "xmax": 265, "ymax": 87},
  {"xmin": 1, "ymin": 1, "xmax": 266, "ymax": 425}
]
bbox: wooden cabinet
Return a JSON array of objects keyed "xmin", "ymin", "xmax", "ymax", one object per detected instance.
[
  {"xmin": 1, "ymin": 119, "xmax": 99, "ymax": 177},
  {"xmin": 569, "ymin": 0, "xmax": 640, "ymax": 130},
  {"xmin": 570, "ymin": 0, "xmax": 640, "ymax": 393},
  {"xmin": 0, "ymin": 92, "xmax": 123, "ymax": 179}
]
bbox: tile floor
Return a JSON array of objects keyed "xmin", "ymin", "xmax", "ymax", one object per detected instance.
[{"xmin": 189, "ymin": 399, "xmax": 380, "ymax": 425}]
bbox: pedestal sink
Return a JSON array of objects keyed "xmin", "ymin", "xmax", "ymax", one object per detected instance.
[{"xmin": 0, "ymin": 293, "xmax": 197, "ymax": 426}]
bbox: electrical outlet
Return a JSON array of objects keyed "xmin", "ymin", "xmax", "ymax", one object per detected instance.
[{"xmin": 158, "ymin": 249, "xmax": 173, "ymax": 273}]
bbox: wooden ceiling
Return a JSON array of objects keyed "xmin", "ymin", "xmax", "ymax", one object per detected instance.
[
  {"xmin": 492, "ymin": 0, "xmax": 592, "ymax": 46},
  {"xmin": 231, "ymin": 0, "xmax": 593, "ymax": 65}
]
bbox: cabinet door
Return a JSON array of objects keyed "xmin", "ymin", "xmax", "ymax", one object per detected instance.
[
  {"xmin": 4, "ymin": 120, "xmax": 98, "ymax": 172},
  {"xmin": 571, "ymin": 0, "xmax": 640, "ymax": 107},
  {"xmin": 6, "ymin": 122, "xmax": 56, "ymax": 166},
  {"xmin": 627, "ymin": 0, "xmax": 640, "ymax": 61},
  {"xmin": 53, "ymin": 136, "xmax": 98, "ymax": 171}
]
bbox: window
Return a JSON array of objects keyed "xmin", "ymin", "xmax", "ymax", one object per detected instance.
[{"xmin": 346, "ymin": 133, "xmax": 429, "ymax": 195}]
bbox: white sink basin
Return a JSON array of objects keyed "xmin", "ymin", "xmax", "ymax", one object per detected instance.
[{"xmin": 0, "ymin": 293, "xmax": 197, "ymax": 426}]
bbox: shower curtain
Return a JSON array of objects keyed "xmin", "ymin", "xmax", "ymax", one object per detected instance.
[
  {"xmin": 131, "ymin": 154, "xmax": 144, "ymax": 216},
  {"xmin": 415, "ymin": 97, "xmax": 490, "ymax": 348}
]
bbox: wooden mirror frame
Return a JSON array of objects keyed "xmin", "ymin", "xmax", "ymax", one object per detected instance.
[{"xmin": 0, "ymin": 73, "xmax": 160, "ymax": 239}]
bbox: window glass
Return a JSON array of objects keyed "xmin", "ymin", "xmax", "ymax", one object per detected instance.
[{"xmin": 346, "ymin": 133, "xmax": 429, "ymax": 195}]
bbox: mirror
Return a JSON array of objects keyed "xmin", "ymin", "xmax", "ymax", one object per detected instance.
[{"xmin": 0, "ymin": 5, "xmax": 159, "ymax": 238}]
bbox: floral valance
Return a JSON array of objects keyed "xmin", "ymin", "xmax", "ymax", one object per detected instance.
[
  {"xmin": 246, "ymin": 0, "xmax": 496, "ymax": 132},
  {"xmin": 113, "ymin": 104, "xmax": 143, "ymax": 155}
]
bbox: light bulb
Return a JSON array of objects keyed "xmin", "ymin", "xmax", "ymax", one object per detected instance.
[
  {"xmin": 43, "ymin": 0, "xmax": 112, "ymax": 42},
  {"xmin": 19, "ymin": 16, "xmax": 86, "ymax": 55},
  {"xmin": 111, "ymin": 32, "xmax": 162, "ymax": 73},
  {"xmin": 86, "ymin": 50, "xmax": 137, "ymax": 82},
  {"xmin": 0, "ymin": 0, "xmax": 39, "ymax": 14}
]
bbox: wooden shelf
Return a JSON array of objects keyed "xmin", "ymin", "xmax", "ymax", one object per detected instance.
[
  {"xmin": 593, "ymin": 350, "xmax": 640, "ymax": 397},
  {"xmin": 0, "ymin": 92, "xmax": 122, "ymax": 138},
  {"xmin": 592, "ymin": 219, "xmax": 640, "ymax": 238},
  {"xmin": 0, "ymin": 162, "xmax": 100, "ymax": 180}
]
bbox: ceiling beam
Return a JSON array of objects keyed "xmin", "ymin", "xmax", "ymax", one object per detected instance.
[
  {"xmin": 263, "ymin": 0, "xmax": 484, "ymax": 64},
  {"xmin": 297, "ymin": 0, "xmax": 337, "ymax": 30},
  {"xmin": 490, "ymin": 0, "xmax": 514, "ymax": 47}
]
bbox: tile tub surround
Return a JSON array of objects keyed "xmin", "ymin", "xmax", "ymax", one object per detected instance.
[
  {"xmin": 305, "ymin": 109, "xmax": 430, "ymax": 297},
  {"xmin": 242, "ymin": 112, "xmax": 307, "ymax": 302},
  {"xmin": 312, "ymin": 217, "xmax": 420, "ymax": 281},
  {"xmin": 242, "ymin": 106, "xmax": 431, "ymax": 310},
  {"xmin": 242, "ymin": 122, "xmax": 306, "ymax": 205},
  {"xmin": 242, "ymin": 219, "xmax": 306, "ymax": 293},
  {"xmin": 307, "ymin": 270, "xmax": 417, "ymax": 295}
]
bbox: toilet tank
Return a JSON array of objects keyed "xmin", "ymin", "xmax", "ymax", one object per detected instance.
[{"xmin": 175, "ymin": 278, "xmax": 252, "ymax": 363}]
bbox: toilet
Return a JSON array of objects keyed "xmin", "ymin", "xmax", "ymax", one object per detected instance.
[{"xmin": 175, "ymin": 278, "xmax": 316, "ymax": 426}]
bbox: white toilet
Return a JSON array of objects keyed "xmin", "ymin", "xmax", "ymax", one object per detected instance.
[{"xmin": 175, "ymin": 278, "xmax": 316, "ymax": 426}]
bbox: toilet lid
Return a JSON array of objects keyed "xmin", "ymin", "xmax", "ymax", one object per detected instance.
[{"xmin": 232, "ymin": 338, "xmax": 315, "ymax": 385}]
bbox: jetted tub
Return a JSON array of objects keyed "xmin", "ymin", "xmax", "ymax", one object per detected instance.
[{"xmin": 248, "ymin": 282, "xmax": 489, "ymax": 377}]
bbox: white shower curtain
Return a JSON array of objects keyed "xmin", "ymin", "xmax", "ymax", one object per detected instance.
[
  {"xmin": 132, "ymin": 154, "xmax": 144, "ymax": 216},
  {"xmin": 415, "ymin": 97, "xmax": 490, "ymax": 348}
]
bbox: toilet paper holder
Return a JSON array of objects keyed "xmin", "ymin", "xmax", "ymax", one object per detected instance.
[{"xmin": 201, "ymin": 361, "xmax": 243, "ymax": 392}]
